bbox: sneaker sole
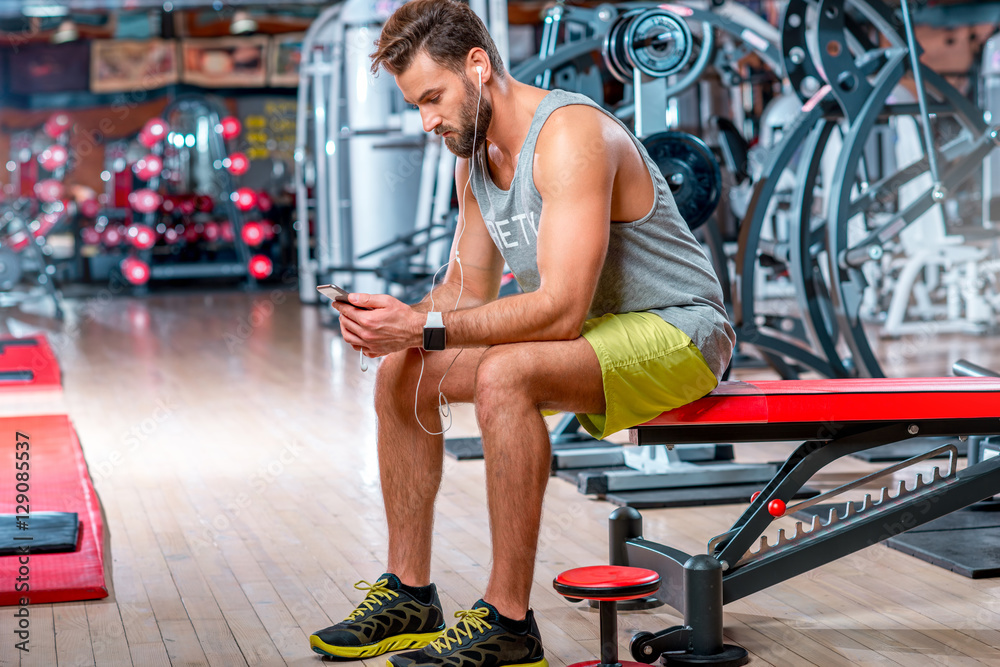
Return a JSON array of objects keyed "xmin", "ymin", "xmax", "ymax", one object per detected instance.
[{"xmin": 310, "ymin": 630, "xmax": 445, "ymax": 659}]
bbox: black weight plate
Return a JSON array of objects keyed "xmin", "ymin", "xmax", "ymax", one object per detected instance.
[
  {"xmin": 603, "ymin": 10, "xmax": 643, "ymax": 85},
  {"xmin": 641, "ymin": 131, "xmax": 721, "ymax": 230}
]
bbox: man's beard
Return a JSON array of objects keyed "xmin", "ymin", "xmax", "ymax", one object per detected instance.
[{"xmin": 437, "ymin": 77, "xmax": 492, "ymax": 159}]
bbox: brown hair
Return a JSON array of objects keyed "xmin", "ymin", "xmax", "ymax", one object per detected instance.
[{"xmin": 370, "ymin": 0, "xmax": 506, "ymax": 79}]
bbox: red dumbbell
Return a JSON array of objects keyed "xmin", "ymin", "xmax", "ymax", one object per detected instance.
[
  {"xmin": 81, "ymin": 226, "xmax": 102, "ymax": 246},
  {"xmin": 220, "ymin": 221, "xmax": 235, "ymax": 243},
  {"xmin": 43, "ymin": 113, "xmax": 71, "ymax": 139},
  {"xmin": 261, "ymin": 221, "xmax": 276, "ymax": 241},
  {"xmin": 182, "ymin": 224, "xmax": 201, "ymax": 243},
  {"xmin": 34, "ymin": 179, "xmax": 65, "ymax": 203},
  {"xmin": 102, "ymin": 225, "xmax": 125, "ymax": 247},
  {"xmin": 79, "ymin": 197, "xmax": 100, "ymax": 219},
  {"xmin": 128, "ymin": 224, "xmax": 157, "ymax": 250},
  {"xmin": 219, "ymin": 116, "xmax": 242, "ymax": 140},
  {"xmin": 177, "ymin": 197, "xmax": 196, "ymax": 216},
  {"xmin": 138, "ymin": 118, "xmax": 170, "ymax": 148},
  {"xmin": 129, "ymin": 188, "xmax": 163, "ymax": 214},
  {"xmin": 38, "ymin": 144, "xmax": 69, "ymax": 171},
  {"xmin": 257, "ymin": 190, "xmax": 273, "ymax": 212},
  {"xmin": 162, "ymin": 227, "xmax": 182, "ymax": 245},
  {"xmin": 248, "ymin": 254, "xmax": 272, "ymax": 279},
  {"xmin": 232, "ymin": 187, "xmax": 257, "ymax": 211},
  {"xmin": 226, "ymin": 152, "xmax": 250, "ymax": 176},
  {"xmin": 240, "ymin": 220, "xmax": 265, "ymax": 247},
  {"xmin": 134, "ymin": 154, "xmax": 163, "ymax": 181},
  {"xmin": 121, "ymin": 257, "xmax": 151, "ymax": 285},
  {"xmin": 195, "ymin": 195, "xmax": 214, "ymax": 212},
  {"xmin": 202, "ymin": 221, "xmax": 221, "ymax": 242}
]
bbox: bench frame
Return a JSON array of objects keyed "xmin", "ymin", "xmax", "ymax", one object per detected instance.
[{"xmin": 611, "ymin": 379, "xmax": 1000, "ymax": 666}]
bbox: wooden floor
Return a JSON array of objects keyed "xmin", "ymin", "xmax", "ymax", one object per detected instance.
[{"xmin": 1, "ymin": 290, "xmax": 1000, "ymax": 666}]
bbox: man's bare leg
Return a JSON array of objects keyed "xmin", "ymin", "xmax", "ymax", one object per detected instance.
[
  {"xmin": 474, "ymin": 338, "xmax": 605, "ymax": 620},
  {"xmin": 375, "ymin": 346, "xmax": 486, "ymax": 587}
]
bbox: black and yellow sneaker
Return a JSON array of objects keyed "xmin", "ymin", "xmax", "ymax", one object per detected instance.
[
  {"xmin": 309, "ymin": 574, "xmax": 446, "ymax": 659},
  {"xmin": 386, "ymin": 600, "xmax": 548, "ymax": 667}
]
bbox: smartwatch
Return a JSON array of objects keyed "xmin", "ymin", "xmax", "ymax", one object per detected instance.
[{"xmin": 423, "ymin": 311, "xmax": 446, "ymax": 351}]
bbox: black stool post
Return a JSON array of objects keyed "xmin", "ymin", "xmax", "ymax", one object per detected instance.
[{"xmin": 598, "ymin": 599, "xmax": 620, "ymax": 667}]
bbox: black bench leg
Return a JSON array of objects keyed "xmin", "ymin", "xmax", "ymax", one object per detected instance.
[
  {"xmin": 670, "ymin": 555, "xmax": 748, "ymax": 666},
  {"xmin": 610, "ymin": 509, "xmax": 749, "ymax": 666}
]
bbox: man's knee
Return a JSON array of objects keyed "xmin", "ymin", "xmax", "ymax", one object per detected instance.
[
  {"xmin": 375, "ymin": 349, "xmax": 422, "ymax": 410},
  {"xmin": 475, "ymin": 346, "xmax": 532, "ymax": 412}
]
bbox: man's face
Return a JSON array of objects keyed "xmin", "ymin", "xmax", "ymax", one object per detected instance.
[{"xmin": 395, "ymin": 51, "xmax": 492, "ymax": 159}]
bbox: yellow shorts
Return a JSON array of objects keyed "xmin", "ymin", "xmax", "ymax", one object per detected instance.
[{"xmin": 575, "ymin": 312, "xmax": 719, "ymax": 440}]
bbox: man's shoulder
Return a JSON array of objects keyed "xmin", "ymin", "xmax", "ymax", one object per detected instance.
[{"xmin": 539, "ymin": 102, "xmax": 610, "ymax": 142}]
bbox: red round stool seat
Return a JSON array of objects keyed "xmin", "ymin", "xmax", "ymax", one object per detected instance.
[
  {"xmin": 554, "ymin": 565, "xmax": 660, "ymax": 601},
  {"xmin": 554, "ymin": 566, "xmax": 661, "ymax": 667}
]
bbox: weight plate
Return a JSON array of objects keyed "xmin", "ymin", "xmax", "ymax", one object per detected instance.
[
  {"xmin": 641, "ymin": 131, "xmax": 721, "ymax": 230},
  {"xmin": 623, "ymin": 8, "xmax": 693, "ymax": 79},
  {"xmin": 603, "ymin": 10, "xmax": 643, "ymax": 85}
]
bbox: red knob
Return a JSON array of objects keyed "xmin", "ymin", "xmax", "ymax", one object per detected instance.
[
  {"xmin": 767, "ymin": 499, "xmax": 786, "ymax": 517},
  {"xmin": 750, "ymin": 492, "xmax": 760, "ymax": 503}
]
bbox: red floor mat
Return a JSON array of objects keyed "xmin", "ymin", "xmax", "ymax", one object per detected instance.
[
  {"xmin": 0, "ymin": 336, "xmax": 61, "ymax": 393},
  {"xmin": 0, "ymin": 415, "xmax": 107, "ymax": 605}
]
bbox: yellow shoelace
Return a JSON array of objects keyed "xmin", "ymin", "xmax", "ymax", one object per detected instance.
[
  {"xmin": 429, "ymin": 608, "xmax": 492, "ymax": 653},
  {"xmin": 345, "ymin": 579, "xmax": 400, "ymax": 621}
]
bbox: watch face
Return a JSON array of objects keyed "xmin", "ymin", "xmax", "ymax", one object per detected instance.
[{"xmin": 423, "ymin": 327, "xmax": 446, "ymax": 351}]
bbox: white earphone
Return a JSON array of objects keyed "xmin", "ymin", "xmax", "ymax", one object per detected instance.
[{"xmin": 412, "ymin": 61, "xmax": 488, "ymax": 436}]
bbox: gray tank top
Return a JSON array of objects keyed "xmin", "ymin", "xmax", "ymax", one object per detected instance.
[{"xmin": 469, "ymin": 89, "xmax": 735, "ymax": 379}]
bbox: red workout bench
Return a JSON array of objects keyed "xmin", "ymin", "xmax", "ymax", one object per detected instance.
[{"xmin": 610, "ymin": 377, "xmax": 1000, "ymax": 667}]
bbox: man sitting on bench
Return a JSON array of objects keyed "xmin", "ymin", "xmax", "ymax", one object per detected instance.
[{"xmin": 309, "ymin": 0, "xmax": 735, "ymax": 664}]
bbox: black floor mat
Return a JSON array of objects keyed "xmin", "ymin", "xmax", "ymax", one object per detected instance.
[{"xmin": 0, "ymin": 512, "xmax": 79, "ymax": 555}]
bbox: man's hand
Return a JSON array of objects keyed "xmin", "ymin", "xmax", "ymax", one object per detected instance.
[{"xmin": 331, "ymin": 293, "xmax": 425, "ymax": 358}]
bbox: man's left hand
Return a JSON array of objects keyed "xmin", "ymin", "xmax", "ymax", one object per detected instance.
[{"xmin": 331, "ymin": 293, "xmax": 424, "ymax": 358}]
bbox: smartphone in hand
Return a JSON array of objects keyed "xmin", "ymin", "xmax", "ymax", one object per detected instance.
[{"xmin": 317, "ymin": 284, "xmax": 371, "ymax": 309}]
